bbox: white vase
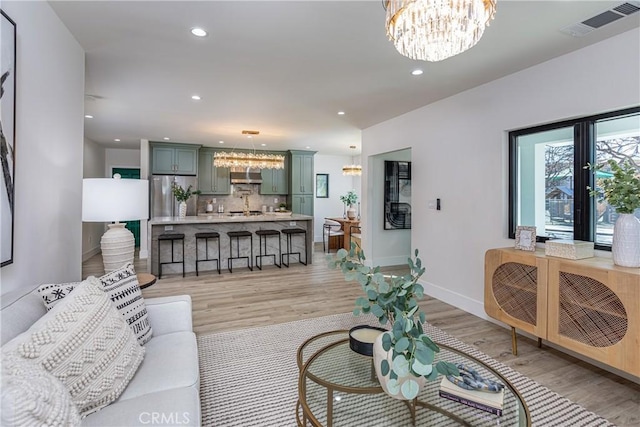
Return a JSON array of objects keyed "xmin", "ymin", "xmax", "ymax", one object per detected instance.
[
  {"xmin": 347, "ymin": 206, "xmax": 357, "ymax": 220},
  {"xmin": 372, "ymin": 333, "xmax": 426, "ymax": 400},
  {"xmin": 178, "ymin": 201, "xmax": 187, "ymax": 218},
  {"xmin": 612, "ymin": 213, "xmax": 640, "ymax": 268}
]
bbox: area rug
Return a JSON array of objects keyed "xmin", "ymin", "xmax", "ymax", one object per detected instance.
[{"xmin": 197, "ymin": 313, "xmax": 613, "ymax": 427}]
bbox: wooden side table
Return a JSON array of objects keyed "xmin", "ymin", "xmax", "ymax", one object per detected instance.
[{"xmin": 137, "ymin": 273, "xmax": 157, "ymax": 290}]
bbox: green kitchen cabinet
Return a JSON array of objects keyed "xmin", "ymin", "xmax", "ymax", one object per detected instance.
[
  {"xmin": 289, "ymin": 150, "xmax": 315, "ymax": 195},
  {"xmin": 198, "ymin": 149, "xmax": 230, "ymax": 195},
  {"xmin": 290, "ymin": 195, "xmax": 314, "ymax": 216},
  {"xmin": 151, "ymin": 143, "xmax": 199, "ymax": 175},
  {"xmin": 260, "ymin": 153, "xmax": 288, "ymax": 195}
]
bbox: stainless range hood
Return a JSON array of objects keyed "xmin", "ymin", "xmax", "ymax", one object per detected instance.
[{"xmin": 230, "ymin": 167, "xmax": 262, "ymax": 184}]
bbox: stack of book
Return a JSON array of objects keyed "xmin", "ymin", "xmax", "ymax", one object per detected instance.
[{"xmin": 439, "ymin": 376, "xmax": 504, "ymax": 416}]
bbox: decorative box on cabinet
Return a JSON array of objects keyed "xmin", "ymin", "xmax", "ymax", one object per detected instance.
[
  {"xmin": 485, "ymin": 247, "xmax": 640, "ymax": 377},
  {"xmin": 484, "ymin": 248, "xmax": 548, "ymax": 354}
]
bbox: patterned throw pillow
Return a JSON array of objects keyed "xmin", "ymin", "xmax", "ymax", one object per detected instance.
[
  {"xmin": 38, "ymin": 262, "xmax": 153, "ymax": 345},
  {"xmin": 3, "ymin": 278, "xmax": 145, "ymax": 418},
  {"xmin": 1, "ymin": 353, "xmax": 81, "ymax": 426}
]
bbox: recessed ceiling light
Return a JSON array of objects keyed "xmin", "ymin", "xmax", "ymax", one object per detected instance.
[
  {"xmin": 411, "ymin": 69, "xmax": 424, "ymax": 76},
  {"xmin": 337, "ymin": 111, "xmax": 345, "ymax": 115},
  {"xmin": 218, "ymin": 141, "xmax": 224, "ymax": 144},
  {"xmin": 114, "ymin": 139, "xmax": 121, "ymax": 142},
  {"xmin": 191, "ymin": 95, "xmax": 201, "ymax": 100},
  {"xmin": 163, "ymin": 137, "xmax": 170, "ymax": 140},
  {"xmin": 261, "ymin": 143, "xmax": 266, "ymax": 146},
  {"xmin": 191, "ymin": 28, "xmax": 207, "ymax": 37},
  {"xmin": 84, "ymin": 115, "xmax": 93, "ymax": 119},
  {"xmin": 306, "ymin": 146, "xmax": 311, "ymax": 149}
]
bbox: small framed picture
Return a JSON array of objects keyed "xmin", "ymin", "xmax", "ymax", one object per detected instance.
[
  {"xmin": 316, "ymin": 173, "xmax": 328, "ymax": 198},
  {"xmin": 515, "ymin": 226, "xmax": 537, "ymax": 251}
]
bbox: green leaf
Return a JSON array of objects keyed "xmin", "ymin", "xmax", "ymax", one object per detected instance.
[
  {"xmin": 406, "ymin": 318, "xmax": 414, "ymax": 332},
  {"xmin": 355, "ymin": 296, "xmax": 368, "ymax": 307},
  {"xmin": 328, "ymin": 260, "xmax": 337, "ymax": 269},
  {"xmin": 419, "ymin": 312, "xmax": 426, "ymax": 324},
  {"xmin": 426, "ymin": 367, "xmax": 439, "ymax": 381},
  {"xmin": 414, "ymin": 284, "xmax": 424, "ymax": 298},
  {"xmin": 381, "ymin": 359, "xmax": 390, "ymax": 376},
  {"xmin": 436, "ymin": 361, "xmax": 460, "ymax": 377},
  {"xmin": 421, "ymin": 335, "xmax": 440, "ymax": 352},
  {"xmin": 412, "ymin": 359, "xmax": 433, "ymax": 376},
  {"xmin": 401, "ymin": 379, "xmax": 420, "ymax": 400},
  {"xmin": 378, "ymin": 281, "xmax": 390, "ymax": 294},
  {"xmin": 407, "ymin": 305, "xmax": 418, "ymax": 317},
  {"xmin": 371, "ymin": 304, "xmax": 384, "ymax": 318},
  {"xmin": 357, "ymin": 273, "xmax": 369, "ymax": 286},
  {"xmin": 392, "ymin": 355, "xmax": 410, "ymax": 377},
  {"xmin": 395, "ymin": 337, "xmax": 410, "ymax": 352},
  {"xmin": 382, "ymin": 332, "xmax": 392, "ymax": 352},
  {"xmin": 352, "ymin": 308, "xmax": 360, "ymax": 316},
  {"xmin": 389, "ymin": 370, "xmax": 398, "ymax": 381},
  {"xmin": 366, "ymin": 289, "xmax": 378, "ymax": 301},
  {"xmin": 414, "ymin": 346, "xmax": 434, "ymax": 365},
  {"xmin": 336, "ymin": 248, "xmax": 348, "ymax": 259},
  {"xmin": 387, "ymin": 378, "xmax": 400, "ymax": 396}
]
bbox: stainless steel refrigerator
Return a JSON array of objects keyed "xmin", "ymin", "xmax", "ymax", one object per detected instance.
[{"xmin": 150, "ymin": 175, "xmax": 198, "ymax": 218}]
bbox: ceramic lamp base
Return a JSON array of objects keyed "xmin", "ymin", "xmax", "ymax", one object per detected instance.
[{"xmin": 101, "ymin": 223, "xmax": 135, "ymax": 273}]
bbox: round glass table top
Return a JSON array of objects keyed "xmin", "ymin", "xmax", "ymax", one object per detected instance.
[{"xmin": 297, "ymin": 330, "xmax": 531, "ymax": 427}]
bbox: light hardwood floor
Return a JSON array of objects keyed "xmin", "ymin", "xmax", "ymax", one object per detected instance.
[{"xmin": 83, "ymin": 246, "xmax": 640, "ymax": 426}]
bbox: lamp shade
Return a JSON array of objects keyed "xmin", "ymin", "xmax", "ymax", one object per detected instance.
[{"xmin": 82, "ymin": 178, "xmax": 149, "ymax": 222}]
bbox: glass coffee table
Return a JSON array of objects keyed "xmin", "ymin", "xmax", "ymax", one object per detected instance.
[{"xmin": 296, "ymin": 330, "xmax": 531, "ymax": 427}]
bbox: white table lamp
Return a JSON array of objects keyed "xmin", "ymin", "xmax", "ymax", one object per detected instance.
[{"xmin": 83, "ymin": 175, "xmax": 149, "ymax": 273}]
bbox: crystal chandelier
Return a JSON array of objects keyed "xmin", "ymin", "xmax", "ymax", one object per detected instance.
[
  {"xmin": 385, "ymin": 0, "xmax": 497, "ymax": 62},
  {"xmin": 342, "ymin": 164, "xmax": 362, "ymax": 176},
  {"xmin": 213, "ymin": 151, "xmax": 285, "ymax": 170}
]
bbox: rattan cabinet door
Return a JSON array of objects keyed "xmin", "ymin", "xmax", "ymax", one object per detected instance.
[
  {"xmin": 547, "ymin": 259, "xmax": 640, "ymax": 377},
  {"xmin": 484, "ymin": 248, "xmax": 548, "ymax": 339}
]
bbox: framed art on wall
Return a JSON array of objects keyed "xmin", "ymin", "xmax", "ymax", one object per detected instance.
[
  {"xmin": 1, "ymin": 10, "xmax": 16, "ymax": 267},
  {"xmin": 384, "ymin": 161, "xmax": 411, "ymax": 230},
  {"xmin": 515, "ymin": 226, "xmax": 537, "ymax": 251},
  {"xmin": 316, "ymin": 173, "xmax": 328, "ymax": 198}
]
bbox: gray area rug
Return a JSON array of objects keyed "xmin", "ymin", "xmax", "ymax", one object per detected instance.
[{"xmin": 197, "ymin": 313, "xmax": 613, "ymax": 427}]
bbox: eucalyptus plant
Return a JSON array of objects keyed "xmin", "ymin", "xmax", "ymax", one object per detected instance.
[
  {"xmin": 339, "ymin": 190, "xmax": 358, "ymax": 207},
  {"xmin": 329, "ymin": 244, "xmax": 459, "ymax": 399},
  {"xmin": 171, "ymin": 183, "xmax": 201, "ymax": 203},
  {"xmin": 587, "ymin": 160, "xmax": 640, "ymax": 214}
]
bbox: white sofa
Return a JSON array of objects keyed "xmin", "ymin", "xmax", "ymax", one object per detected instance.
[{"xmin": 1, "ymin": 287, "xmax": 201, "ymax": 426}]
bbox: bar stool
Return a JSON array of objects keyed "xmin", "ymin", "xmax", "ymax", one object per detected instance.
[
  {"xmin": 157, "ymin": 233, "xmax": 185, "ymax": 279},
  {"xmin": 281, "ymin": 228, "xmax": 308, "ymax": 267},
  {"xmin": 227, "ymin": 230, "xmax": 253, "ymax": 273},
  {"xmin": 195, "ymin": 231, "xmax": 221, "ymax": 276},
  {"xmin": 254, "ymin": 229, "xmax": 281, "ymax": 270}
]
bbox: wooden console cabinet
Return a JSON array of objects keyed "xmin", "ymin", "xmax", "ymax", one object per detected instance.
[{"xmin": 485, "ymin": 247, "xmax": 639, "ymax": 377}]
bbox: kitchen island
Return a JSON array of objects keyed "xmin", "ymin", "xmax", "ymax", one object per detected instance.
[{"xmin": 148, "ymin": 213, "xmax": 314, "ymax": 276}]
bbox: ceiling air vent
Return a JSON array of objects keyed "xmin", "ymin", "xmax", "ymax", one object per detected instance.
[{"xmin": 560, "ymin": 1, "xmax": 640, "ymax": 37}]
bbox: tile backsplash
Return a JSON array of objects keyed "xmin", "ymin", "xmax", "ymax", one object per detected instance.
[{"xmin": 196, "ymin": 184, "xmax": 287, "ymax": 213}]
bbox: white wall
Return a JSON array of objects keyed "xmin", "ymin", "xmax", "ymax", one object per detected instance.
[
  {"xmin": 82, "ymin": 137, "xmax": 106, "ymax": 261},
  {"xmin": 0, "ymin": 1, "xmax": 84, "ymax": 297},
  {"xmin": 362, "ymin": 28, "xmax": 640, "ymax": 319},
  {"xmin": 313, "ymin": 154, "xmax": 361, "ymax": 242},
  {"xmin": 105, "ymin": 148, "xmax": 141, "ymax": 177}
]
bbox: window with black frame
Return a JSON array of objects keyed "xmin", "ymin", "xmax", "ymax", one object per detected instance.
[{"xmin": 509, "ymin": 107, "xmax": 640, "ymax": 250}]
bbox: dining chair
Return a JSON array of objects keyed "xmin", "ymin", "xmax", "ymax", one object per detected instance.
[{"xmin": 323, "ymin": 219, "xmax": 345, "ymax": 253}]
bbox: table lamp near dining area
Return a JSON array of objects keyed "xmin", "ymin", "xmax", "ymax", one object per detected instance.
[{"xmin": 82, "ymin": 174, "xmax": 149, "ymax": 273}]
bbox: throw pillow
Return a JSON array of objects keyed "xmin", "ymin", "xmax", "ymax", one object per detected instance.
[
  {"xmin": 3, "ymin": 278, "xmax": 145, "ymax": 418},
  {"xmin": 99, "ymin": 262, "xmax": 153, "ymax": 345},
  {"xmin": 37, "ymin": 262, "xmax": 153, "ymax": 345},
  {"xmin": 1, "ymin": 353, "xmax": 81, "ymax": 426}
]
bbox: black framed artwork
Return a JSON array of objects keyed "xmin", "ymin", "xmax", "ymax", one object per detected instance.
[
  {"xmin": 316, "ymin": 173, "xmax": 328, "ymax": 198},
  {"xmin": 1, "ymin": 10, "xmax": 16, "ymax": 267},
  {"xmin": 384, "ymin": 161, "xmax": 411, "ymax": 230}
]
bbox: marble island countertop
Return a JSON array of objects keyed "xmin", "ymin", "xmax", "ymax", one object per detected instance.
[{"xmin": 149, "ymin": 213, "xmax": 313, "ymax": 225}]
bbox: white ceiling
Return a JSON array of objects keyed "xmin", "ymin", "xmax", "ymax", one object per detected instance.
[{"xmin": 49, "ymin": 1, "xmax": 640, "ymax": 155}]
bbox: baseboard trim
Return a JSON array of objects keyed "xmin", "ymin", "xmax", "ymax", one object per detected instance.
[
  {"xmin": 82, "ymin": 247, "xmax": 101, "ymax": 262},
  {"xmin": 419, "ymin": 279, "xmax": 488, "ymax": 321}
]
